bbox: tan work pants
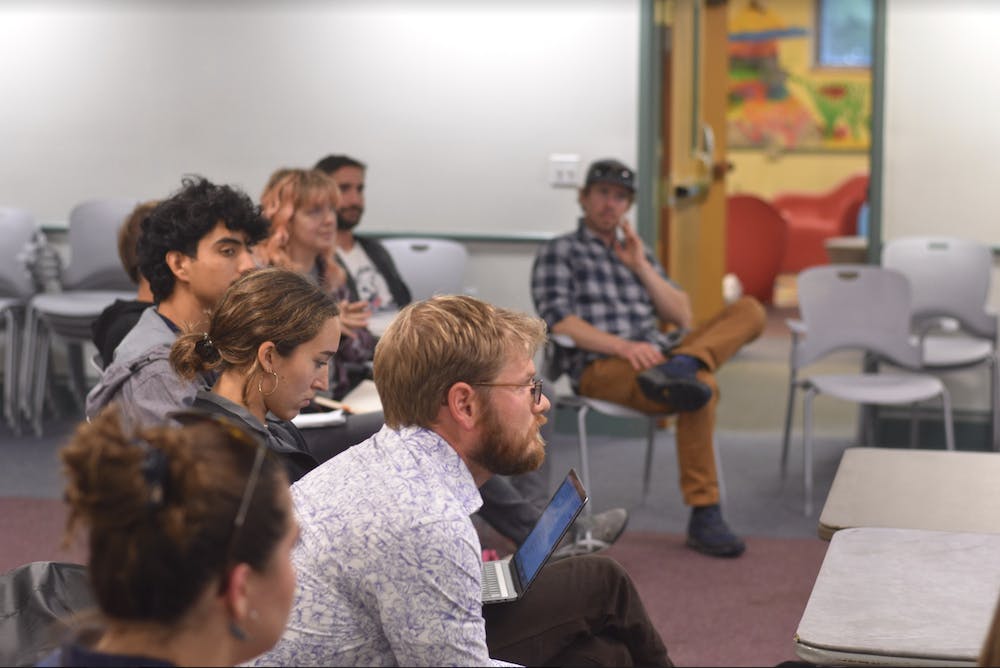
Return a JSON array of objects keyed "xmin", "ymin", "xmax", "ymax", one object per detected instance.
[{"xmin": 578, "ymin": 296, "xmax": 766, "ymax": 507}]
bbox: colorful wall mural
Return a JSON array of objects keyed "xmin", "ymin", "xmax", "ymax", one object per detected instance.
[{"xmin": 727, "ymin": 0, "xmax": 871, "ymax": 152}]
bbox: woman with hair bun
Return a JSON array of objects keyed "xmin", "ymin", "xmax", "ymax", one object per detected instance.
[
  {"xmin": 170, "ymin": 267, "xmax": 341, "ymax": 483},
  {"xmin": 40, "ymin": 407, "xmax": 299, "ymax": 667}
]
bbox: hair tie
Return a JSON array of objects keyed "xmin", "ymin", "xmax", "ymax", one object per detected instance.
[
  {"xmin": 197, "ymin": 332, "xmax": 221, "ymax": 363},
  {"xmin": 134, "ymin": 438, "xmax": 169, "ymax": 511}
]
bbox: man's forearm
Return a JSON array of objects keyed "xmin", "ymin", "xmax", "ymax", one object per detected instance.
[
  {"xmin": 551, "ymin": 315, "xmax": 629, "ymax": 357},
  {"xmin": 633, "ymin": 263, "xmax": 692, "ymax": 329}
]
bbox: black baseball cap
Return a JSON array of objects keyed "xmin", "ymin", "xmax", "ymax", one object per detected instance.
[{"xmin": 584, "ymin": 159, "xmax": 636, "ymax": 193}]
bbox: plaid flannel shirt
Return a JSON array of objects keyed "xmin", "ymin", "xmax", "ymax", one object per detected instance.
[{"xmin": 531, "ymin": 220, "xmax": 681, "ymax": 386}]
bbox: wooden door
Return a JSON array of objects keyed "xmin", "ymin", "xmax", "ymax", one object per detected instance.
[{"xmin": 658, "ymin": 0, "xmax": 729, "ymax": 324}]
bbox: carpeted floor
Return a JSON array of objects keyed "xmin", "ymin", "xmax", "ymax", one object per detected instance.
[
  {"xmin": 0, "ymin": 497, "xmax": 87, "ymax": 573},
  {"xmin": 0, "ymin": 497, "xmax": 825, "ymax": 667},
  {"xmin": 0, "ymin": 498, "xmax": 86, "ymax": 574},
  {"xmin": 0, "ymin": 306, "xmax": 857, "ymax": 665},
  {"xmin": 605, "ymin": 532, "xmax": 827, "ymax": 667}
]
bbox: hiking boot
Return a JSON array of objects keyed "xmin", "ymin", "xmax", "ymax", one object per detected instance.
[
  {"xmin": 686, "ymin": 504, "xmax": 745, "ymax": 558},
  {"xmin": 551, "ymin": 507, "xmax": 629, "ymax": 560},
  {"xmin": 637, "ymin": 355, "xmax": 712, "ymax": 412}
]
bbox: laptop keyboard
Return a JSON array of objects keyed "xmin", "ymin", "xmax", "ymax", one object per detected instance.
[{"xmin": 481, "ymin": 562, "xmax": 508, "ymax": 600}]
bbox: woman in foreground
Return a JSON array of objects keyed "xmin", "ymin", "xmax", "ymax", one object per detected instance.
[{"xmin": 40, "ymin": 407, "xmax": 298, "ymax": 666}]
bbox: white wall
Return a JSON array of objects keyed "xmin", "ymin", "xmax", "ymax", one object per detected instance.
[
  {"xmin": 881, "ymin": 0, "xmax": 1000, "ymax": 413},
  {"xmin": 0, "ymin": 0, "xmax": 639, "ymax": 254},
  {"xmin": 882, "ymin": 0, "xmax": 1000, "ymax": 250}
]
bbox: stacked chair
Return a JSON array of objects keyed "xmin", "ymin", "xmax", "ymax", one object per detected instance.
[
  {"xmin": 0, "ymin": 208, "xmax": 39, "ymax": 434},
  {"xmin": 20, "ymin": 198, "xmax": 138, "ymax": 436},
  {"xmin": 781, "ymin": 264, "xmax": 956, "ymax": 515},
  {"xmin": 881, "ymin": 237, "xmax": 999, "ymax": 450}
]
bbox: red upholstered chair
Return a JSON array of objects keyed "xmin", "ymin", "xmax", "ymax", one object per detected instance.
[
  {"xmin": 726, "ymin": 194, "xmax": 788, "ymax": 304},
  {"xmin": 773, "ymin": 174, "xmax": 869, "ymax": 274}
]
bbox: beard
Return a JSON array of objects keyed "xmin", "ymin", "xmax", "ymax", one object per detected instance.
[
  {"xmin": 471, "ymin": 403, "xmax": 546, "ymax": 476},
  {"xmin": 336, "ymin": 206, "xmax": 363, "ymax": 231}
]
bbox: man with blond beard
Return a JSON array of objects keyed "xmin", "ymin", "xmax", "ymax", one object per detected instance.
[{"xmin": 255, "ymin": 295, "xmax": 671, "ymax": 667}]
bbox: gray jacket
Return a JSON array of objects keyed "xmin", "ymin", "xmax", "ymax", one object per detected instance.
[
  {"xmin": 192, "ymin": 390, "xmax": 318, "ymax": 483},
  {"xmin": 85, "ymin": 307, "xmax": 207, "ymax": 429}
]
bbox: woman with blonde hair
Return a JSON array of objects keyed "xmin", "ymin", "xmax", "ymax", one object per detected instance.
[
  {"xmin": 259, "ymin": 168, "xmax": 377, "ymax": 400},
  {"xmin": 260, "ymin": 169, "xmax": 344, "ymax": 292},
  {"xmin": 40, "ymin": 407, "xmax": 298, "ymax": 666}
]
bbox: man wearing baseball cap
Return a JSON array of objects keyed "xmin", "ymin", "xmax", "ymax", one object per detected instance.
[{"xmin": 531, "ymin": 157, "xmax": 765, "ymax": 557}]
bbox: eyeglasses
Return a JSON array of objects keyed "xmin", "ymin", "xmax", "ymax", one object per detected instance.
[
  {"xmin": 472, "ymin": 378, "xmax": 544, "ymax": 405},
  {"xmin": 167, "ymin": 409, "xmax": 267, "ymax": 550}
]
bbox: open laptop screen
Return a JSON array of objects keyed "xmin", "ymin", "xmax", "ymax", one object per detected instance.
[{"xmin": 512, "ymin": 471, "xmax": 587, "ymax": 587}]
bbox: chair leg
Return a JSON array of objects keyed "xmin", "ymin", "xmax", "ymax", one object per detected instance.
[
  {"xmin": 31, "ymin": 325, "xmax": 52, "ymax": 438},
  {"xmin": 803, "ymin": 389, "xmax": 816, "ymax": 517},
  {"xmin": 18, "ymin": 305, "xmax": 38, "ymax": 424},
  {"xmin": 991, "ymin": 356, "xmax": 999, "ymax": 452},
  {"xmin": 863, "ymin": 404, "xmax": 876, "ymax": 447},
  {"xmin": 66, "ymin": 341, "xmax": 88, "ymax": 413},
  {"xmin": 909, "ymin": 403, "xmax": 919, "ymax": 448},
  {"xmin": 941, "ymin": 388, "xmax": 956, "ymax": 451},
  {"xmin": 568, "ymin": 404, "xmax": 612, "ymax": 555},
  {"xmin": 858, "ymin": 352, "xmax": 883, "ymax": 446},
  {"xmin": 855, "ymin": 406, "xmax": 867, "ymax": 446},
  {"xmin": 3, "ymin": 310, "xmax": 20, "ymax": 435},
  {"xmin": 576, "ymin": 404, "xmax": 593, "ymax": 519},
  {"xmin": 781, "ymin": 382, "xmax": 797, "ymax": 478},
  {"xmin": 781, "ymin": 364, "xmax": 799, "ymax": 478},
  {"xmin": 641, "ymin": 417, "xmax": 656, "ymax": 503}
]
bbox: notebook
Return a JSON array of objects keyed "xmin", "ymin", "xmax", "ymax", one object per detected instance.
[{"xmin": 481, "ymin": 469, "xmax": 588, "ymax": 605}]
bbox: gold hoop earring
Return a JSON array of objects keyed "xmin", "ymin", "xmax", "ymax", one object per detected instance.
[{"xmin": 258, "ymin": 370, "xmax": 278, "ymax": 396}]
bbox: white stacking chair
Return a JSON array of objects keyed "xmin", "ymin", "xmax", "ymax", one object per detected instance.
[
  {"xmin": 882, "ymin": 237, "xmax": 999, "ymax": 450},
  {"xmin": 21, "ymin": 198, "xmax": 139, "ymax": 436},
  {"xmin": 0, "ymin": 207, "xmax": 39, "ymax": 434},
  {"xmin": 380, "ymin": 237, "xmax": 468, "ymax": 301},
  {"xmin": 782, "ymin": 265, "xmax": 956, "ymax": 516},
  {"xmin": 542, "ymin": 333, "xmax": 725, "ymax": 554}
]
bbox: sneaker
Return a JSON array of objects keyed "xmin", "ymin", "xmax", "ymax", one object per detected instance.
[
  {"xmin": 551, "ymin": 508, "xmax": 629, "ymax": 560},
  {"xmin": 686, "ymin": 504, "xmax": 745, "ymax": 558},
  {"xmin": 636, "ymin": 355, "xmax": 712, "ymax": 412},
  {"xmin": 577, "ymin": 507, "xmax": 629, "ymax": 545}
]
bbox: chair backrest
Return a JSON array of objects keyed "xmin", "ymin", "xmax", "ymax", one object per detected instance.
[
  {"xmin": 0, "ymin": 207, "xmax": 38, "ymax": 299},
  {"xmin": 539, "ymin": 332, "xmax": 576, "ymax": 385},
  {"xmin": 882, "ymin": 236, "xmax": 997, "ymax": 340},
  {"xmin": 726, "ymin": 194, "xmax": 788, "ymax": 303},
  {"xmin": 773, "ymin": 173, "xmax": 869, "ymax": 235},
  {"xmin": 62, "ymin": 197, "xmax": 140, "ymax": 291},
  {"xmin": 380, "ymin": 237, "xmax": 468, "ymax": 302},
  {"xmin": 830, "ymin": 174, "xmax": 869, "ymax": 235},
  {"xmin": 0, "ymin": 561, "xmax": 95, "ymax": 666},
  {"xmin": 796, "ymin": 264, "xmax": 922, "ymax": 369}
]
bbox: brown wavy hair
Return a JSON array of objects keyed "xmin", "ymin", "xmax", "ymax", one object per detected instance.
[
  {"xmin": 60, "ymin": 407, "xmax": 288, "ymax": 623},
  {"xmin": 170, "ymin": 267, "xmax": 340, "ymax": 404},
  {"xmin": 117, "ymin": 200, "xmax": 159, "ymax": 284}
]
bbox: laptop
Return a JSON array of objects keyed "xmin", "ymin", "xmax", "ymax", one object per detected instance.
[{"xmin": 481, "ymin": 469, "xmax": 588, "ymax": 605}]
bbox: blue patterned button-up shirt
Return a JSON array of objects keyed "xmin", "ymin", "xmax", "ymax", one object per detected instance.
[
  {"xmin": 251, "ymin": 425, "xmax": 515, "ymax": 667},
  {"xmin": 531, "ymin": 220, "xmax": 679, "ymax": 384}
]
